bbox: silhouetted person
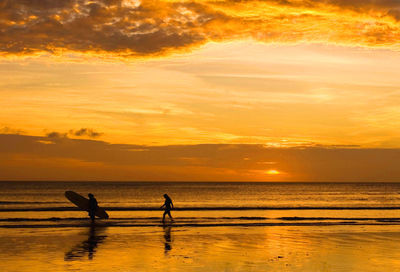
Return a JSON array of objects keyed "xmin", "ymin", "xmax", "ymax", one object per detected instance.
[
  {"xmin": 88, "ymin": 193, "xmax": 98, "ymax": 223},
  {"xmin": 160, "ymin": 194, "xmax": 174, "ymax": 223}
]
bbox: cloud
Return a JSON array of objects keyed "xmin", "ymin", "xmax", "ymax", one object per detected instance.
[
  {"xmin": 70, "ymin": 128, "xmax": 103, "ymax": 138},
  {"xmin": 45, "ymin": 128, "xmax": 103, "ymax": 139},
  {"xmin": 1, "ymin": 0, "xmax": 400, "ymax": 59},
  {"xmin": 0, "ymin": 132, "xmax": 399, "ymax": 181},
  {"xmin": 0, "ymin": 127, "xmax": 24, "ymax": 134},
  {"xmin": 46, "ymin": 131, "xmax": 67, "ymax": 138}
]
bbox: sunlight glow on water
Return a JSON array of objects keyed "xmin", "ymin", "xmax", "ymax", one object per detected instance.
[
  {"xmin": 1, "ymin": 182, "xmax": 400, "ymax": 271},
  {"xmin": 2, "ymin": 225, "xmax": 400, "ymax": 272}
]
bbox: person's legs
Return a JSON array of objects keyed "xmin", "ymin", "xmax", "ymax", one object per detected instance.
[
  {"xmin": 89, "ymin": 211, "xmax": 95, "ymax": 223},
  {"xmin": 162, "ymin": 211, "xmax": 167, "ymax": 222},
  {"xmin": 167, "ymin": 211, "xmax": 173, "ymax": 221}
]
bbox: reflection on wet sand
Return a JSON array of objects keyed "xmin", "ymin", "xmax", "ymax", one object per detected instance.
[
  {"xmin": 65, "ymin": 225, "xmax": 107, "ymax": 261},
  {"xmin": 163, "ymin": 224, "xmax": 172, "ymax": 254}
]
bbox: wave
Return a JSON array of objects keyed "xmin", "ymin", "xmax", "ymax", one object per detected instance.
[
  {"xmin": 0, "ymin": 216, "xmax": 269, "ymax": 222},
  {"xmin": 1, "ymin": 216, "xmax": 400, "ymax": 228},
  {"xmin": 279, "ymin": 217, "xmax": 400, "ymax": 221},
  {"xmin": 1, "ymin": 221, "xmax": 399, "ymax": 229},
  {"xmin": 0, "ymin": 201, "xmax": 65, "ymax": 205},
  {"xmin": 1, "ymin": 216, "xmax": 400, "ymax": 222},
  {"xmin": 2, "ymin": 206, "xmax": 400, "ymax": 212}
]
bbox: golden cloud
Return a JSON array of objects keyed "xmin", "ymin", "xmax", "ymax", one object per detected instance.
[{"xmin": 0, "ymin": 0, "xmax": 400, "ymax": 58}]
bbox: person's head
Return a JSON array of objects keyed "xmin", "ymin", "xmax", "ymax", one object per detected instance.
[
  {"xmin": 88, "ymin": 193, "xmax": 94, "ymax": 199},
  {"xmin": 164, "ymin": 194, "xmax": 169, "ymax": 199}
]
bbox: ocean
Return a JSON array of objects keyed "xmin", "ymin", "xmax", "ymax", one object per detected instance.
[
  {"xmin": 1, "ymin": 181, "xmax": 400, "ymax": 271},
  {"xmin": 1, "ymin": 181, "xmax": 400, "ymax": 228}
]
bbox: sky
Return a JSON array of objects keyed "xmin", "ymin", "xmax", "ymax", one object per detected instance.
[{"xmin": 1, "ymin": 0, "xmax": 400, "ymax": 181}]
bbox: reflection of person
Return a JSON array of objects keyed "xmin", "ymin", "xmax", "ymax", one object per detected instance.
[
  {"xmin": 160, "ymin": 194, "xmax": 174, "ymax": 223},
  {"xmin": 163, "ymin": 225, "xmax": 172, "ymax": 254},
  {"xmin": 87, "ymin": 225, "xmax": 99, "ymax": 259},
  {"xmin": 88, "ymin": 193, "xmax": 98, "ymax": 223},
  {"xmin": 64, "ymin": 225, "xmax": 107, "ymax": 261}
]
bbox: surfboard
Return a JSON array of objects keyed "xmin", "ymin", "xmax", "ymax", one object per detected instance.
[{"xmin": 65, "ymin": 191, "xmax": 109, "ymax": 219}]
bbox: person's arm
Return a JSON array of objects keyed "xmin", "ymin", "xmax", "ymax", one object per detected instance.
[
  {"xmin": 171, "ymin": 201, "xmax": 174, "ymax": 209},
  {"xmin": 160, "ymin": 203, "xmax": 165, "ymax": 209}
]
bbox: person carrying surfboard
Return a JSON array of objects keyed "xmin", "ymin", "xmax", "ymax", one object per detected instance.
[
  {"xmin": 161, "ymin": 194, "xmax": 174, "ymax": 223},
  {"xmin": 65, "ymin": 191, "xmax": 109, "ymax": 220},
  {"xmin": 88, "ymin": 193, "xmax": 98, "ymax": 223}
]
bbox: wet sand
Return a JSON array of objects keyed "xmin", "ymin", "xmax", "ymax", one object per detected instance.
[{"xmin": 1, "ymin": 224, "xmax": 400, "ymax": 271}]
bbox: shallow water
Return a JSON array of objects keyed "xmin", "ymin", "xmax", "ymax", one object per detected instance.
[
  {"xmin": 2, "ymin": 225, "xmax": 400, "ymax": 272},
  {"xmin": 1, "ymin": 182, "xmax": 400, "ymax": 271}
]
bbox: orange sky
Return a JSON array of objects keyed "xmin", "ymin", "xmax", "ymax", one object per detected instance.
[{"xmin": 1, "ymin": 0, "xmax": 400, "ymax": 181}]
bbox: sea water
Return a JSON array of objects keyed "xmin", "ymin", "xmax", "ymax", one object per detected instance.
[
  {"xmin": 1, "ymin": 182, "xmax": 400, "ymax": 272},
  {"xmin": 0, "ymin": 181, "xmax": 400, "ymax": 227}
]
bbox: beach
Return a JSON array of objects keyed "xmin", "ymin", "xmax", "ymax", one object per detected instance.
[
  {"xmin": 1, "ymin": 182, "xmax": 400, "ymax": 271},
  {"xmin": 3, "ymin": 224, "xmax": 400, "ymax": 271},
  {"xmin": 3, "ymin": 0, "xmax": 400, "ymax": 269}
]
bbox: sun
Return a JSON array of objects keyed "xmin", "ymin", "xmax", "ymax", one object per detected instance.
[{"xmin": 266, "ymin": 169, "xmax": 280, "ymax": 175}]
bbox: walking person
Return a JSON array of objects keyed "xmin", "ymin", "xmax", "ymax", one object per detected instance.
[{"xmin": 160, "ymin": 194, "xmax": 174, "ymax": 223}]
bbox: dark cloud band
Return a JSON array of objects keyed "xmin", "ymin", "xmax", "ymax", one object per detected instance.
[
  {"xmin": 1, "ymin": 133, "xmax": 399, "ymax": 181},
  {"xmin": 1, "ymin": 0, "xmax": 399, "ymax": 58}
]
